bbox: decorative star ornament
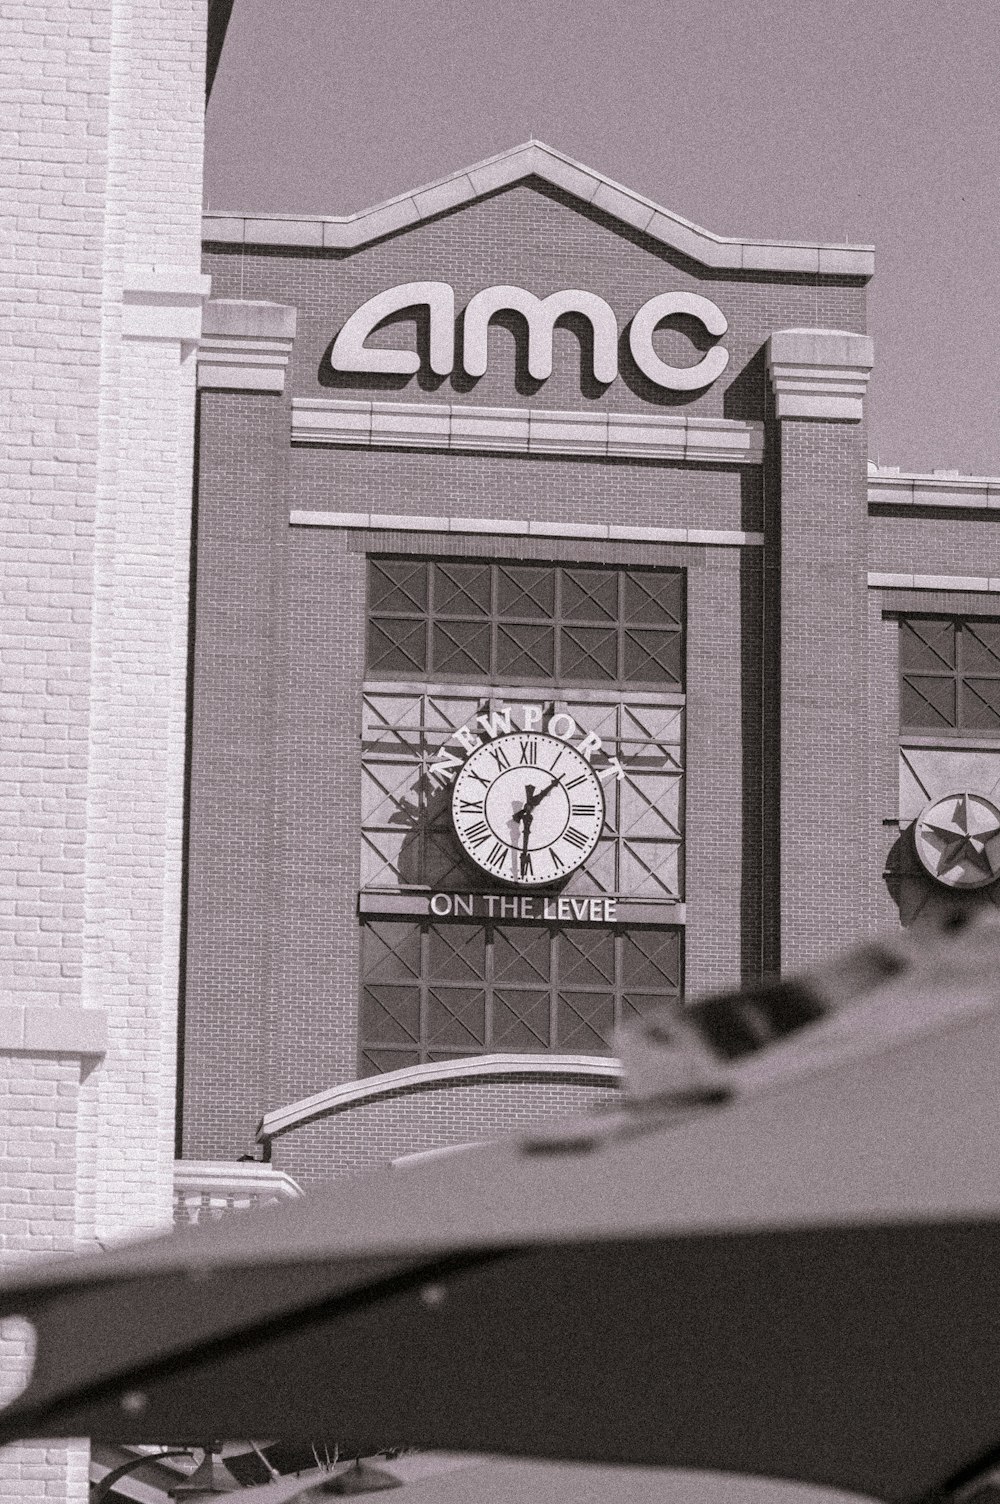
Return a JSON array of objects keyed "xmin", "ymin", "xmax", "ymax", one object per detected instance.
[{"xmin": 914, "ymin": 791, "xmax": 1000, "ymax": 889}]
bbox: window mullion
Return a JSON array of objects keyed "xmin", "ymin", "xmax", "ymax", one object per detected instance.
[
  {"xmin": 617, "ymin": 569, "xmax": 625, "ymax": 683},
  {"xmin": 425, "ymin": 561, "xmax": 434, "ymax": 679},
  {"xmin": 484, "ymin": 920, "xmax": 495, "ymax": 1050},
  {"xmin": 419, "ymin": 922, "xmax": 429, "ymax": 1065},
  {"xmin": 549, "ymin": 926, "xmax": 559, "ymax": 1052}
]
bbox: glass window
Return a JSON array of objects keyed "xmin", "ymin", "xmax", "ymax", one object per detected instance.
[
  {"xmin": 367, "ymin": 558, "xmax": 685, "ymax": 690},
  {"xmin": 359, "ymin": 919, "xmax": 682, "ymax": 1075},
  {"xmin": 900, "ymin": 617, "xmax": 1000, "ymax": 731}
]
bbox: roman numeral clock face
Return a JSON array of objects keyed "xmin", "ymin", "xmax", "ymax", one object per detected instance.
[{"xmin": 451, "ymin": 732, "xmax": 605, "ymax": 886}]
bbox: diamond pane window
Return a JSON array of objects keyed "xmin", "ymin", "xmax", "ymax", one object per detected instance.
[
  {"xmin": 623, "ymin": 628, "xmax": 683, "ymax": 685},
  {"xmin": 900, "ymin": 617, "xmax": 1000, "ymax": 731},
  {"xmin": 431, "ymin": 621, "xmax": 491, "ymax": 678},
  {"xmin": 359, "ymin": 920, "xmax": 682, "ymax": 1073},
  {"xmin": 367, "ymin": 617, "xmax": 428, "ymax": 677},
  {"xmin": 368, "ymin": 558, "xmax": 429, "ymax": 615},
  {"xmin": 425, "ymin": 988, "xmax": 486, "ymax": 1047},
  {"xmin": 366, "ymin": 558, "xmax": 684, "ymax": 688},
  {"xmin": 433, "ymin": 562, "xmax": 492, "ymax": 617},
  {"xmin": 496, "ymin": 565, "xmax": 555, "ymax": 619},
  {"xmin": 964, "ymin": 621, "xmax": 1000, "ymax": 672},
  {"xmin": 495, "ymin": 623, "xmax": 556, "ymax": 679},
  {"xmin": 360, "ymin": 987, "xmax": 420, "ymax": 1046},
  {"xmin": 963, "ymin": 679, "xmax": 1000, "ymax": 728},
  {"xmin": 899, "ymin": 619, "xmax": 955, "ymax": 673},
  {"xmin": 561, "ymin": 626, "xmax": 618, "ymax": 680},
  {"xmin": 563, "ymin": 569, "xmax": 618, "ymax": 622},
  {"xmin": 623, "ymin": 571, "xmax": 684, "ymax": 627},
  {"xmin": 557, "ymin": 992, "xmax": 614, "ymax": 1051}
]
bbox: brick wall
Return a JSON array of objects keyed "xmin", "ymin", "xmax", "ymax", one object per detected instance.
[
  {"xmin": 2, "ymin": 1, "xmax": 206, "ymax": 1496},
  {"xmin": 186, "ymin": 187, "xmax": 866, "ymax": 1175},
  {"xmin": 270, "ymin": 1077, "xmax": 617, "ymax": 1187},
  {"xmin": 870, "ymin": 511, "xmax": 1000, "ymax": 574}
]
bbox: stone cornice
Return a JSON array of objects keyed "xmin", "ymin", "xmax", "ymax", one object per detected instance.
[
  {"xmin": 768, "ymin": 328, "xmax": 874, "ymax": 421},
  {"xmin": 291, "ymin": 510, "xmax": 760, "ymax": 549},
  {"xmin": 203, "ymin": 140, "xmax": 875, "ymax": 278},
  {"xmin": 868, "ymin": 465, "xmax": 1000, "ymax": 510},
  {"xmin": 291, "ymin": 396, "xmax": 763, "ymax": 465},
  {"xmin": 0, "ymin": 1005, "xmax": 107, "ymax": 1057},
  {"xmin": 121, "ymin": 265, "xmax": 211, "ymax": 342},
  {"xmin": 868, "ymin": 572, "xmax": 1000, "ymax": 593},
  {"xmin": 198, "ymin": 298, "xmax": 297, "ymax": 392}
]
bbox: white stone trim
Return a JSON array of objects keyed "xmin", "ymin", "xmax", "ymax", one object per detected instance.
[
  {"xmin": 198, "ymin": 299, "xmax": 298, "ymax": 392},
  {"xmin": 258, "ymin": 1052, "xmax": 622, "ymax": 1140},
  {"xmin": 173, "ymin": 1161, "xmax": 304, "ymax": 1201},
  {"xmin": 291, "ymin": 397, "xmax": 764, "ymax": 465},
  {"xmin": 290, "ymin": 509, "xmax": 762, "ymax": 548},
  {"xmin": 868, "ymin": 465, "xmax": 1000, "ymax": 510},
  {"xmin": 868, "ymin": 573, "xmax": 1000, "ymax": 593},
  {"xmin": 0, "ymin": 1005, "xmax": 107, "ymax": 1056},
  {"xmin": 198, "ymin": 334, "xmax": 294, "ymax": 392},
  {"xmin": 121, "ymin": 266, "xmax": 212, "ymax": 342},
  {"xmin": 767, "ymin": 328, "xmax": 875, "ymax": 421},
  {"xmin": 204, "ymin": 140, "xmax": 874, "ymax": 277}
]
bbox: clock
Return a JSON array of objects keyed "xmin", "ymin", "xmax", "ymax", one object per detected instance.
[{"xmin": 451, "ymin": 731, "xmax": 606, "ymax": 887}]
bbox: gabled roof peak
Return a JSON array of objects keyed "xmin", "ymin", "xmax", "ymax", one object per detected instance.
[{"xmin": 203, "ymin": 139, "xmax": 874, "ymax": 278}]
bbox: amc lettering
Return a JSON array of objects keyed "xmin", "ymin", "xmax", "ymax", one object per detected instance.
[{"xmin": 330, "ymin": 281, "xmax": 729, "ymax": 393}]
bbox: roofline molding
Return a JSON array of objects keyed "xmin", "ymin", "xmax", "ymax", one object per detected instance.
[
  {"xmin": 203, "ymin": 139, "xmax": 874, "ymax": 278},
  {"xmin": 257, "ymin": 1052, "xmax": 623, "ymax": 1141},
  {"xmin": 868, "ymin": 462, "xmax": 1000, "ymax": 511}
]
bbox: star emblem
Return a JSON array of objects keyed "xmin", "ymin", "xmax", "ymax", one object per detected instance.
[{"xmin": 914, "ymin": 792, "xmax": 1000, "ymax": 889}]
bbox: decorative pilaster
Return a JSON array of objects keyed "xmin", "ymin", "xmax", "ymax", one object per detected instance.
[
  {"xmin": 184, "ymin": 301, "xmax": 297, "ymax": 1158},
  {"xmin": 767, "ymin": 328, "xmax": 874, "ymax": 422},
  {"xmin": 766, "ymin": 328, "xmax": 877, "ymax": 971}
]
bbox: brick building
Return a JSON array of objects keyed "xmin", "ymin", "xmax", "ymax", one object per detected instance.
[
  {"xmin": 6, "ymin": 79, "xmax": 1000, "ymax": 1494},
  {"xmin": 180, "ymin": 141, "xmax": 1000, "ymax": 1193}
]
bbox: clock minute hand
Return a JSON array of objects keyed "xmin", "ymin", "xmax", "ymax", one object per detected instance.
[
  {"xmin": 519, "ymin": 807, "xmax": 533, "ymax": 873},
  {"xmin": 524, "ymin": 775, "xmax": 561, "ymax": 813}
]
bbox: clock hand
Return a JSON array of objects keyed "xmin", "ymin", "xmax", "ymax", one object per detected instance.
[
  {"xmin": 519, "ymin": 808, "xmax": 533, "ymax": 873},
  {"xmin": 524, "ymin": 776, "xmax": 561, "ymax": 813}
]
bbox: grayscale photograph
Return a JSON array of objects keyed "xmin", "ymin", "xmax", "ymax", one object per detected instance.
[{"xmin": 2, "ymin": 1, "xmax": 1000, "ymax": 1500}]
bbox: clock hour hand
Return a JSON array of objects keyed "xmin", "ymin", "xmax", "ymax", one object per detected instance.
[
  {"xmin": 523, "ymin": 775, "xmax": 561, "ymax": 813},
  {"xmin": 513, "ymin": 780, "xmax": 554, "ymax": 823}
]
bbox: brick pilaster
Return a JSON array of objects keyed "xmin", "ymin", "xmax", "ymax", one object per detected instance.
[
  {"xmin": 181, "ymin": 304, "xmax": 297, "ymax": 1159},
  {"xmin": 767, "ymin": 329, "xmax": 877, "ymax": 969},
  {"xmin": 684, "ymin": 548, "xmax": 749, "ymax": 995}
]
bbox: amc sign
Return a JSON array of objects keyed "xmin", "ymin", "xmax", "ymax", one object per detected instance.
[{"xmin": 330, "ymin": 281, "xmax": 730, "ymax": 393}]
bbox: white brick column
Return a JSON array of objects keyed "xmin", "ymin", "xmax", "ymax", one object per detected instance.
[{"xmin": 1, "ymin": 2, "xmax": 208, "ymax": 1497}]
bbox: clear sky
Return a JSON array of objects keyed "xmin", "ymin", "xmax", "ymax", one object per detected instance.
[{"xmin": 206, "ymin": 0, "xmax": 1000, "ymax": 474}]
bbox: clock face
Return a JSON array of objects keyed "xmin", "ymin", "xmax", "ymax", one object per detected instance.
[{"xmin": 451, "ymin": 732, "xmax": 606, "ymax": 887}]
